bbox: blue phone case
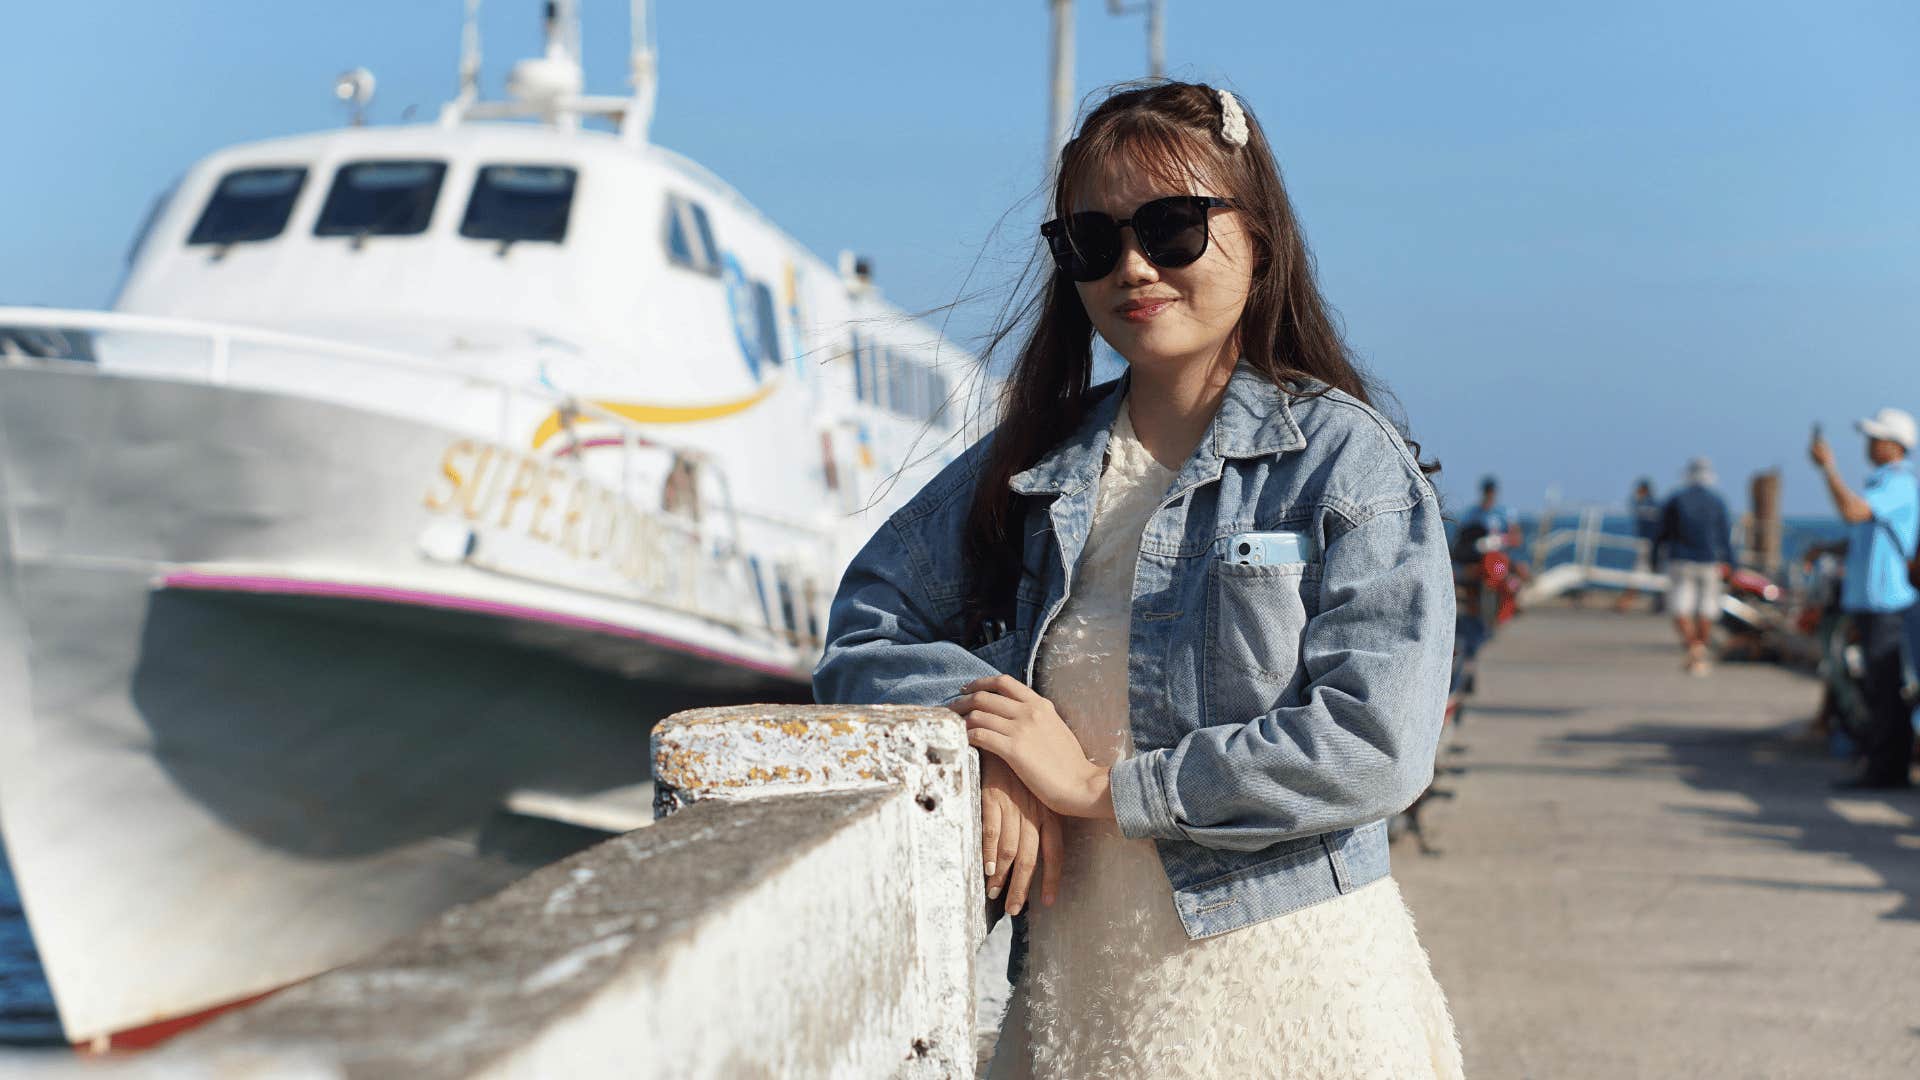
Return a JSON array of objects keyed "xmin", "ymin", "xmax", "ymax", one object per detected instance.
[{"xmin": 1225, "ymin": 531, "xmax": 1309, "ymax": 565}]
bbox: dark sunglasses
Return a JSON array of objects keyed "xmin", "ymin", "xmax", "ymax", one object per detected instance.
[{"xmin": 1040, "ymin": 195, "xmax": 1237, "ymax": 282}]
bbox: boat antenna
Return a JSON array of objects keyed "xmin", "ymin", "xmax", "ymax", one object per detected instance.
[
  {"xmin": 502, "ymin": 0, "xmax": 587, "ymax": 130},
  {"xmin": 555, "ymin": 0, "xmax": 583, "ymax": 68},
  {"xmin": 1107, "ymin": 0, "xmax": 1167, "ymax": 78},
  {"xmin": 624, "ymin": 0, "xmax": 659, "ymax": 145},
  {"xmin": 440, "ymin": 0, "xmax": 649, "ymax": 138},
  {"xmin": 456, "ymin": 0, "xmax": 483, "ymax": 108}
]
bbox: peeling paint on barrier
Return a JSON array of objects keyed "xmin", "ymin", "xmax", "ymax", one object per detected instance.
[{"xmin": 652, "ymin": 705, "xmax": 971, "ymax": 813}]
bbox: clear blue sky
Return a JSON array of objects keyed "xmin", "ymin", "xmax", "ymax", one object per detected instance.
[{"xmin": 5, "ymin": 1, "xmax": 1917, "ymax": 515}]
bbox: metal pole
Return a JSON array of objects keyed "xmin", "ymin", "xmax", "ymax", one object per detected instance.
[
  {"xmin": 626, "ymin": 0, "xmax": 658, "ymax": 144},
  {"xmin": 1049, "ymin": 0, "xmax": 1074, "ymax": 158},
  {"xmin": 1148, "ymin": 0, "xmax": 1165, "ymax": 78}
]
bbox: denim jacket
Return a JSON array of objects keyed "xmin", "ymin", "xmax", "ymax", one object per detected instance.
[{"xmin": 814, "ymin": 363, "xmax": 1454, "ymax": 938}]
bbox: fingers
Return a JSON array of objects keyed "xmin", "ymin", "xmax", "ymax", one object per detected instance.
[
  {"xmin": 1038, "ymin": 810, "xmax": 1064, "ymax": 907},
  {"xmin": 950, "ymin": 691, "xmax": 1022, "ymax": 720},
  {"xmin": 964, "ymin": 710, "xmax": 1016, "ymax": 738},
  {"xmin": 1005, "ymin": 812, "xmax": 1041, "ymax": 916},
  {"xmin": 988, "ymin": 795, "xmax": 1020, "ymax": 899},
  {"xmin": 967, "ymin": 725, "xmax": 1017, "ymax": 764},
  {"xmin": 962, "ymin": 673, "xmax": 1042, "ymax": 704},
  {"xmin": 980, "ymin": 790, "xmax": 1003, "ymax": 885},
  {"xmin": 990, "ymin": 823, "xmax": 1019, "ymax": 899}
]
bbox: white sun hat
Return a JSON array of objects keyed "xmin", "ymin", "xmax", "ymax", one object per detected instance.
[{"xmin": 1855, "ymin": 407, "xmax": 1918, "ymax": 450}]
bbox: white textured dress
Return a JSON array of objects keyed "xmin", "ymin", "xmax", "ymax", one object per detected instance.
[{"xmin": 987, "ymin": 402, "xmax": 1464, "ymax": 1080}]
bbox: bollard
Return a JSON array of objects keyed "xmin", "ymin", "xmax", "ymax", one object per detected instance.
[{"xmin": 652, "ymin": 704, "xmax": 986, "ymax": 1078}]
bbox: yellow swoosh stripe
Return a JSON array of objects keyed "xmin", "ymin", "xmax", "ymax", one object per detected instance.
[{"xmin": 532, "ymin": 380, "xmax": 780, "ymax": 448}]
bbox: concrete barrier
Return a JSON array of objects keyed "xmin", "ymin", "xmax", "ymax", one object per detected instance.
[{"xmin": 135, "ymin": 705, "xmax": 986, "ymax": 1078}]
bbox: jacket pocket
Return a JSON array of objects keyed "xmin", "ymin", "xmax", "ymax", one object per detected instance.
[
  {"xmin": 968, "ymin": 630, "xmax": 1027, "ymax": 678},
  {"xmin": 1205, "ymin": 558, "xmax": 1316, "ymax": 721}
]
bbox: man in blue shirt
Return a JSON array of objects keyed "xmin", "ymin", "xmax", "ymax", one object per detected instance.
[
  {"xmin": 1811, "ymin": 407, "xmax": 1918, "ymax": 790},
  {"xmin": 1617, "ymin": 478, "xmax": 1664, "ymax": 613},
  {"xmin": 1463, "ymin": 475, "xmax": 1522, "ymax": 551},
  {"xmin": 1657, "ymin": 459, "xmax": 1734, "ymax": 675}
]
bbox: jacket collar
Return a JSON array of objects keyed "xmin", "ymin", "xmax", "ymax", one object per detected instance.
[{"xmin": 1008, "ymin": 361, "xmax": 1305, "ymax": 496}]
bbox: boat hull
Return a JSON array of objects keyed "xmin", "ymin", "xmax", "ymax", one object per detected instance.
[{"xmin": 0, "ymin": 363, "xmax": 806, "ymax": 1043}]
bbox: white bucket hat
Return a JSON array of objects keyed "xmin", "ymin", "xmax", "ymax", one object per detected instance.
[{"xmin": 1856, "ymin": 407, "xmax": 1917, "ymax": 450}]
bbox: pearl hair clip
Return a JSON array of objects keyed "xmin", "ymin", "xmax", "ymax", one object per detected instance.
[{"xmin": 1217, "ymin": 90, "xmax": 1250, "ymax": 148}]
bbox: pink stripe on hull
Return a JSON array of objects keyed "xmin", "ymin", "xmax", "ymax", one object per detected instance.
[
  {"xmin": 159, "ymin": 570, "xmax": 803, "ymax": 682},
  {"xmin": 550, "ymin": 436, "xmax": 630, "ymax": 459}
]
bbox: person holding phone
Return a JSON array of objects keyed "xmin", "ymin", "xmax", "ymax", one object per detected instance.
[
  {"xmin": 1811, "ymin": 408, "xmax": 1918, "ymax": 790},
  {"xmin": 815, "ymin": 82, "xmax": 1460, "ymax": 1076}
]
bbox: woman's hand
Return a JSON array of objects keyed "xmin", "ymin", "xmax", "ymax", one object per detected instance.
[
  {"xmin": 953, "ymin": 674, "xmax": 1116, "ymax": 821},
  {"xmin": 979, "ymin": 753, "xmax": 1062, "ymax": 915}
]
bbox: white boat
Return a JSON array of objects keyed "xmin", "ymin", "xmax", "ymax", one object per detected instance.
[{"xmin": 0, "ymin": 0, "xmax": 979, "ymax": 1048}]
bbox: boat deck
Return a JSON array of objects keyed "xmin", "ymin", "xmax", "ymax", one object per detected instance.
[{"xmin": 1398, "ymin": 605, "xmax": 1920, "ymax": 1078}]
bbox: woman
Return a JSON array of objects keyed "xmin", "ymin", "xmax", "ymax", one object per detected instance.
[{"xmin": 815, "ymin": 81, "xmax": 1462, "ymax": 1078}]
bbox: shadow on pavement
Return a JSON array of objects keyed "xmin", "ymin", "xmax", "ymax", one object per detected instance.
[{"xmin": 1554, "ymin": 722, "xmax": 1919, "ymax": 923}]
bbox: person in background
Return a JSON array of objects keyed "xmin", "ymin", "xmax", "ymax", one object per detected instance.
[
  {"xmin": 1616, "ymin": 477, "xmax": 1663, "ymax": 613},
  {"xmin": 1464, "ymin": 475, "xmax": 1522, "ymax": 552},
  {"xmin": 1657, "ymin": 458, "xmax": 1733, "ymax": 676},
  {"xmin": 1810, "ymin": 408, "xmax": 1917, "ymax": 790}
]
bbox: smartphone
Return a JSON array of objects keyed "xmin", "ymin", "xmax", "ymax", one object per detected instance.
[{"xmin": 1225, "ymin": 531, "xmax": 1310, "ymax": 565}]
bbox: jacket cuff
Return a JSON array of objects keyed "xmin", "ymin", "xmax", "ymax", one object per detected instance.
[{"xmin": 1109, "ymin": 750, "xmax": 1180, "ymax": 841}]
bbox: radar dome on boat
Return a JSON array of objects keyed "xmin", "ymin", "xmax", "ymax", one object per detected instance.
[{"xmin": 509, "ymin": 55, "xmax": 584, "ymax": 106}]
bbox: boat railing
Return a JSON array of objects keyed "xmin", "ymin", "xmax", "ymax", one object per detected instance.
[
  {"xmin": 0, "ymin": 306, "xmax": 840, "ymax": 650},
  {"xmin": 1519, "ymin": 505, "xmax": 1665, "ymax": 603},
  {"xmin": 0, "ymin": 305, "xmax": 641, "ymax": 443},
  {"xmin": 1520, "ymin": 504, "xmax": 1773, "ymax": 604},
  {"xmin": 1525, "ymin": 506, "xmax": 1649, "ymax": 569}
]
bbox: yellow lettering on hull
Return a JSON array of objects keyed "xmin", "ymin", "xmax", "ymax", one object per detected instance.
[{"xmin": 423, "ymin": 440, "xmax": 705, "ymax": 604}]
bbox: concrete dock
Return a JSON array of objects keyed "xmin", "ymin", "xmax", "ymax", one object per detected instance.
[{"xmin": 1396, "ymin": 606, "xmax": 1920, "ymax": 1079}]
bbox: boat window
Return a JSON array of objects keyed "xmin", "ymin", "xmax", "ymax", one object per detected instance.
[
  {"xmin": 907, "ymin": 366, "xmax": 925, "ymax": 419},
  {"xmin": 314, "ymin": 160, "xmax": 446, "ymax": 238},
  {"xmin": 460, "ymin": 164, "xmax": 577, "ymax": 244},
  {"xmin": 187, "ymin": 167, "xmax": 307, "ymax": 246},
  {"xmin": 750, "ymin": 281, "xmax": 781, "ymax": 373},
  {"xmin": 664, "ymin": 193, "xmax": 719, "ymax": 274},
  {"xmin": 928, "ymin": 372, "xmax": 950, "ymax": 422},
  {"xmin": 691, "ymin": 206, "xmax": 718, "ymax": 263},
  {"xmin": 888, "ymin": 351, "xmax": 907, "ymax": 414}
]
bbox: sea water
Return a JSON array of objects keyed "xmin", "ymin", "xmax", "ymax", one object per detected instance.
[
  {"xmin": 0, "ymin": 834, "xmax": 60, "ymax": 1046},
  {"xmin": 1490, "ymin": 513, "xmax": 1848, "ymax": 575}
]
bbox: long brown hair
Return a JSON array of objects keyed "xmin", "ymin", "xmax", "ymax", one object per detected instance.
[{"xmin": 961, "ymin": 80, "xmax": 1431, "ymax": 637}]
